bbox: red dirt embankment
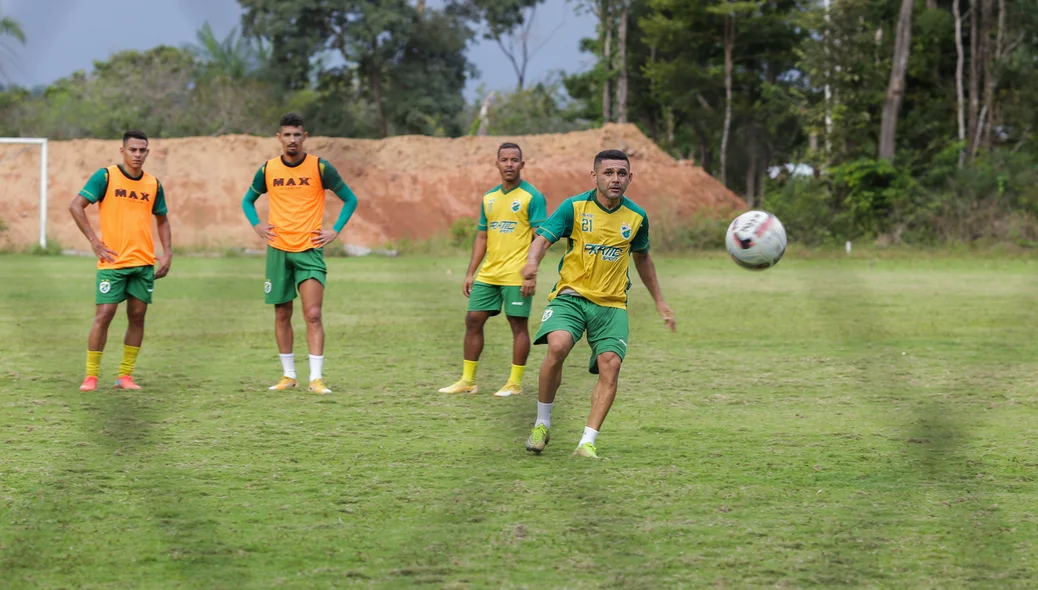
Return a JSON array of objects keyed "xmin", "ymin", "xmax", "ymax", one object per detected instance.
[{"xmin": 0, "ymin": 124, "xmax": 743, "ymax": 251}]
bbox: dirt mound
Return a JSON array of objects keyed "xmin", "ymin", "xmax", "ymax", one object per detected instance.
[{"xmin": 0, "ymin": 124, "xmax": 743, "ymax": 251}]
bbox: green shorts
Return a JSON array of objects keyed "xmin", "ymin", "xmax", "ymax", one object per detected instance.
[
  {"xmin": 265, "ymin": 245, "xmax": 327, "ymax": 304},
  {"xmin": 96, "ymin": 266, "xmax": 154, "ymax": 305},
  {"xmin": 468, "ymin": 281, "xmax": 533, "ymax": 318},
  {"xmin": 534, "ymin": 294, "xmax": 629, "ymax": 374}
]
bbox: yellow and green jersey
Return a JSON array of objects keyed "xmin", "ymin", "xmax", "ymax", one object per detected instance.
[
  {"xmin": 536, "ymin": 190, "xmax": 650, "ymax": 309},
  {"xmin": 476, "ymin": 179, "xmax": 547, "ymax": 286},
  {"xmin": 78, "ymin": 165, "xmax": 168, "ymax": 270}
]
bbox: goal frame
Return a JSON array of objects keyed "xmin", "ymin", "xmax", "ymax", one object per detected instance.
[{"xmin": 0, "ymin": 138, "xmax": 49, "ymax": 248}]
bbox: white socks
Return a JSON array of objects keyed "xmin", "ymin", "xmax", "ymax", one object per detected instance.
[
  {"xmin": 579, "ymin": 426, "xmax": 599, "ymax": 447},
  {"xmin": 309, "ymin": 354, "xmax": 324, "ymax": 381},
  {"xmin": 535, "ymin": 402, "xmax": 553, "ymax": 428},
  {"xmin": 279, "ymin": 353, "xmax": 296, "ymax": 379}
]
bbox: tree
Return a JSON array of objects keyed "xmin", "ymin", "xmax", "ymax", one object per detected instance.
[
  {"xmin": 186, "ymin": 22, "xmax": 269, "ymax": 80},
  {"xmin": 0, "ymin": 13, "xmax": 26, "ymax": 82},
  {"xmin": 466, "ymin": 0, "xmax": 554, "ymax": 90},
  {"xmin": 877, "ymin": 0, "xmax": 915, "ymax": 161}
]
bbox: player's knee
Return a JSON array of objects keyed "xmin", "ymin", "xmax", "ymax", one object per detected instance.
[
  {"xmin": 303, "ymin": 306, "xmax": 322, "ymax": 325},
  {"xmin": 508, "ymin": 317, "xmax": 529, "ymax": 335},
  {"xmin": 94, "ymin": 306, "xmax": 117, "ymax": 324},
  {"xmin": 546, "ymin": 336, "xmax": 572, "ymax": 360},
  {"xmin": 274, "ymin": 304, "xmax": 293, "ymax": 323},
  {"xmin": 127, "ymin": 307, "xmax": 146, "ymax": 324},
  {"xmin": 597, "ymin": 352, "xmax": 622, "ymax": 378},
  {"xmin": 464, "ymin": 313, "xmax": 486, "ymax": 332}
]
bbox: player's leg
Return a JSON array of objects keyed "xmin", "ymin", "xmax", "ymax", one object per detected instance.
[
  {"xmin": 525, "ymin": 297, "xmax": 584, "ymax": 453},
  {"xmin": 266, "ymin": 245, "xmax": 299, "ymax": 390},
  {"xmin": 113, "ymin": 267, "xmax": 154, "ymax": 390},
  {"xmin": 291, "ymin": 247, "xmax": 330, "ymax": 394},
  {"xmin": 574, "ymin": 305, "xmax": 630, "ymax": 459},
  {"xmin": 440, "ymin": 282, "xmax": 501, "ymax": 394},
  {"xmin": 493, "ymin": 286, "xmax": 533, "ymax": 398},
  {"xmin": 81, "ymin": 269, "xmax": 126, "ymax": 391}
]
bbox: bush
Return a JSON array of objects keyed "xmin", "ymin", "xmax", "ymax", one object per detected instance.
[
  {"xmin": 29, "ymin": 237, "xmax": 62, "ymax": 256},
  {"xmin": 449, "ymin": 216, "xmax": 478, "ymax": 249}
]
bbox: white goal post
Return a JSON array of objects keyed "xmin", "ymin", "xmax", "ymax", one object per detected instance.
[{"xmin": 0, "ymin": 138, "xmax": 48, "ymax": 248}]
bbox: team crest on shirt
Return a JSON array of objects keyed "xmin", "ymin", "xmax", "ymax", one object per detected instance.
[
  {"xmin": 264, "ymin": 280, "xmax": 272, "ymax": 294},
  {"xmin": 98, "ymin": 280, "xmax": 111, "ymax": 294},
  {"xmin": 620, "ymin": 222, "xmax": 632, "ymax": 240},
  {"xmin": 511, "ymin": 199, "xmax": 521, "ymax": 212}
]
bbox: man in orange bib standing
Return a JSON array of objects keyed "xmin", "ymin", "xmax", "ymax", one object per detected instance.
[
  {"xmin": 241, "ymin": 113, "xmax": 359, "ymax": 394},
  {"xmin": 70, "ymin": 129, "xmax": 173, "ymax": 391}
]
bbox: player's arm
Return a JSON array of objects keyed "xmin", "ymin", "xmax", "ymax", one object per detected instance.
[
  {"xmin": 313, "ymin": 159, "xmax": 359, "ymax": 247},
  {"xmin": 631, "ymin": 217, "xmax": 675, "ymax": 332},
  {"xmin": 242, "ymin": 165, "xmax": 275, "ymax": 242},
  {"xmin": 69, "ymin": 168, "xmax": 117, "ymax": 263},
  {"xmin": 522, "ymin": 199, "xmax": 573, "ymax": 281},
  {"xmin": 463, "ymin": 204, "xmax": 489, "ymax": 297},
  {"xmin": 153, "ymin": 181, "xmax": 173, "ymax": 279}
]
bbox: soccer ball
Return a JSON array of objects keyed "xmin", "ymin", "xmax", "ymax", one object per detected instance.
[{"xmin": 725, "ymin": 210, "xmax": 787, "ymax": 271}]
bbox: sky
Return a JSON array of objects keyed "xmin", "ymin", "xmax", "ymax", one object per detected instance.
[{"xmin": 0, "ymin": 0, "xmax": 597, "ymax": 100}]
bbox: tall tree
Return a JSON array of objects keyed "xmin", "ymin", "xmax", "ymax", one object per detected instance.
[
  {"xmin": 877, "ymin": 0, "xmax": 915, "ymax": 161},
  {"xmin": 953, "ymin": 0, "xmax": 966, "ymax": 165},
  {"xmin": 614, "ymin": 0, "xmax": 629, "ymax": 123},
  {"xmin": 466, "ymin": 0, "xmax": 550, "ymax": 90},
  {"xmin": 0, "ymin": 12, "xmax": 26, "ymax": 82}
]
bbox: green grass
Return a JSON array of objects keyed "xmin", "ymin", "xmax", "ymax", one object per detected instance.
[{"xmin": 2, "ymin": 253, "xmax": 1038, "ymax": 588}]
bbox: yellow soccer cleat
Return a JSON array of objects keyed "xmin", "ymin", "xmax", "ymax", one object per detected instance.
[
  {"xmin": 573, "ymin": 442, "xmax": 600, "ymax": 459},
  {"xmin": 308, "ymin": 378, "xmax": 332, "ymax": 394},
  {"xmin": 493, "ymin": 382, "xmax": 522, "ymax": 397},
  {"xmin": 438, "ymin": 379, "xmax": 478, "ymax": 394},
  {"xmin": 269, "ymin": 376, "xmax": 298, "ymax": 391}
]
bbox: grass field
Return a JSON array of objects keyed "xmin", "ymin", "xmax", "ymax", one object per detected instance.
[{"xmin": 2, "ymin": 252, "xmax": 1038, "ymax": 588}]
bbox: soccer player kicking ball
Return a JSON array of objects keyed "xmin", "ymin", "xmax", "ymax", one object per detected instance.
[
  {"xmin": 241, "ymin": 113, "xmax": 359, "ymax": 394},
  {"xmin": 70, "ymin": 130, "xmax": 173, "ymax": 391},
  {"xmin": 439, "ymin": 143, "xmax": 548, "ymax": 397},
  {"xmin": 521, "ymin": 149, "xmax": 676, "ymax": 459}
]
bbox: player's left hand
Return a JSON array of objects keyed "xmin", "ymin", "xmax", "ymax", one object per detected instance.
[
  {"xmin": 520, "ymin": 278, "xmax": 536, "ymax": 297},
  {"xmin": 155, "ymin": 254, "xmax": 172, "ymax": 279},
  {"xmin": 657, "ymin": 301, "xmax": 676, "ymax": 332},
  {"xmin": 311, "ymin": 229, "xmax": 340, "ymax": 247}
]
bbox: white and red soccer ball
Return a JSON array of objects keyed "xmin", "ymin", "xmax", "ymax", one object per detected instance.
[{"xmin": 725, "ymin": 210, "xmax": 787, "ymax": 271}]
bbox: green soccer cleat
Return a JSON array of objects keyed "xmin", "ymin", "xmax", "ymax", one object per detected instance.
[
  {"xmin": 573, "ymin": 442, "xmax": 600, "ymax": 459},
  {"xmin": 525, "ymin": 424, "xmax": 550, "ymax": 453}
]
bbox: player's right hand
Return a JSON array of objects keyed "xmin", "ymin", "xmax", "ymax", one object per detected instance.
[
  {"xmin": 521, "ymin": 261, "xmax": 538, "ymax": 281},
  {"xmin": 253, "ymin": 223, "xmax": 276, "ymax": 242},
  {"xmin": 462, "ymin": 274, "xmax": 475, "ymax": 297},
  {"xmin": 91, "ymin": 239, "xmax": 118, "ymax": 263}
]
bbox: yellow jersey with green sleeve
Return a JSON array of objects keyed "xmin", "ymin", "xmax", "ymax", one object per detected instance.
[
  {"xmin": 475, "ymin": 179, "xmax": 547, "ymax": 286},
  {"xmin": 536, "ymin": 190, "xmax": 650, "ymax": 310}
]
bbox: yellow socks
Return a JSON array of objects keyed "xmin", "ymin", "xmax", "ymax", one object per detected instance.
[
  {"xmin": 86, "ymin": 350, "xmax": 103, "ymax": 378},
  {"xmin": 462, "ymin": 359, "xmax": 478, "ymax": 383},
  {"xmin": 508, "ymin": 364, "xmax": 525, "ymax": 385},
  {"xmin": 119, "ymin": 345, "xmax": 140, "ymax": 377}
]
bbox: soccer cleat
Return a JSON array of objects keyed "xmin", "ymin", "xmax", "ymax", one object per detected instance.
[
  {"xmin": 438, "ymin": 380, "xmax": 478, "ymax": 394},
  {"xmin": 113, "ymin": 375, "xmax": 141, "ymax": 390},
  {"xmin": 525, "ymin": 424, "xmax": 550, "ymax": 453},
  {"xmin": 79, "ymin": 376, "xmax": 98, "ymax": 391},
  {"xmin": 573, "ymin": 442, "xmax": 600, "ymax": 459},
  {"xmin": 493, "ymin": 382, "xmax": 522, "ymax": 398},
  {"xmin": 269, "ymin": 376, "xmax": 299, "ymax": 391},
  {"xmin": 308, "ymin": 378, "xmax": 332, "ymax": 394}
]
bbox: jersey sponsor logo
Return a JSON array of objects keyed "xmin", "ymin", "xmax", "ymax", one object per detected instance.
[
  {"xmin": 264, "ymin": 280, "xmax": 272, "ymax": 294},
  {"xmin": 489, "ymin": 220, "xmax": 518, "ymax": 233},
  {"xmin": 99, "ymin": 280, "xmax": 111, "ymax": 294},
  {"xmin": 620, "ymin": 222, "xmax": 632, "ymax": 240},
  {"xmin": 113, "ymin": 188, "xmax": 150, "ymax": 202},
  {"xmin": 271, "ymin": 177, "xmax": 311, "ymax": 187},
  {"xmin": 584, "ymin": 243, "xmax": 624, "ymax": 262},
  {"xmin": 511, "ymin": 199, "xmax": 521, "ymax": 212}
]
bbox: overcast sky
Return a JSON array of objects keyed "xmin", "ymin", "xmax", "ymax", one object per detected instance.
[{"xmin": 0, "ymin": 0, "xmax": 596, "ymax": 100}]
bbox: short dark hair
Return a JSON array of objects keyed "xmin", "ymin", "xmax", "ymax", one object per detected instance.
[
  {"xmin": 594, "ymin": 149, "xmax": 629, "ymax": 168},
  {"xmin": 279, "ymin": 112, "xmax": 305, "ymax": 129},
  {"xmin": 123, "ymin": 130, "xmax": 148, "ymax": 144},
  {"xmin": 498, "ymin": 142, "xmax": 522, "ymax": 159}
]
